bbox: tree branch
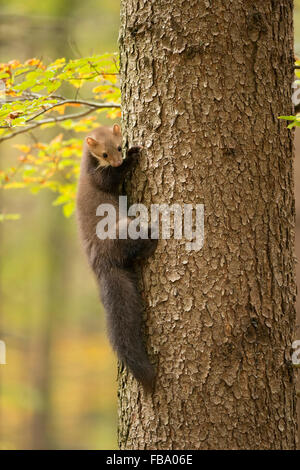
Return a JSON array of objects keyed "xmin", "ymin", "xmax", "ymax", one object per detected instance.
[
  {"xmin": 0, "ymin": 99, "xmax": 120, "ymax": 129},
  {"xmin": 0, "ymin": 103, "xmax": 120, "ymax": 143},
  {"xmin": 25, "ymin": 100, "xmax": 120, "ymax": 123}
]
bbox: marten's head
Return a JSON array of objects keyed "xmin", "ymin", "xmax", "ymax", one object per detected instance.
[{"xmin": 86, "ymin": 124, "xmax": 123, "ymax": 168}]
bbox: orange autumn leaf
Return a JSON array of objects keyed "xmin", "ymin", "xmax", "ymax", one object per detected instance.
[
  {"xmin": 9, "ymin": 112, "xmax": 22, "ymax": 120},
  {"xmin": 54, "ymin": 104, "xmax": 67, "ymax": 115},
  {"xmin": 14, "ymin": 144, "xmax": 31, "ymax": 153},
  {"xmin": 53, "ymin": 103, "xmax": 82, "ymax": 115},
  {"xmin": 5, "ymin": 89, "xmax": 17, "ymax": 97},
  {"xmin": 34, "ymin": 143, "xmax": 47, "ymax": 150},
  {"xmin": 25, "ymin": 58, "xmax": 45, "ymax": 69},
  {"xmin": 8, "ymin": 60, "xmax": 20, "ymax": 69}
]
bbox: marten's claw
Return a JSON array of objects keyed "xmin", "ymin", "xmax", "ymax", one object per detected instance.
[{"xmin": 127, "ymin": 146, "xmax": 142, "ymax": 157}]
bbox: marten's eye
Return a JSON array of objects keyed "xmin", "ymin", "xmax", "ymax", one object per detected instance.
[
  {"xmin": 102, "ymin": 152, "xmax": 108, "ymax": 159},
  {"xmin": 117, "ymin": 146, "xmax": 122, "ymax": 152}
]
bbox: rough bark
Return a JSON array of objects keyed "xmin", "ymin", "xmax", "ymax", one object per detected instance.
[
  {"xmin": 294, "ymin": 129, "xmax": 300, "ymax": 447},
  {"xmin": 118, "ymin": 0, "xmax": 297, "ymax": 450}
]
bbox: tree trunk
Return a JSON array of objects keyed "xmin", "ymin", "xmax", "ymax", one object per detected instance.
[{"xmin": 118, "ymin": 0, "xmax": 297, "ymax": 450}]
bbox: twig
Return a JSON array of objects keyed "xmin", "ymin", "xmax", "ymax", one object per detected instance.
[
  {"xmin": 25, "ymin": 99, "xmax": 120, "ymax": 123},
  {"xmin": 0, "ymin": 100, "xmax": 120, "ymax": 132},
  {"xmin": 24, "ymin": 91, "xmax": 65, "ymax": 101},
  {"xmin": 0, "ymin": 104, "xmax": 119, "ymax": 143}
]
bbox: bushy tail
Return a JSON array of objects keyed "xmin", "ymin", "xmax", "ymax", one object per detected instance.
[{"xmin": 98, "ymin": 266, "xmax": 155, "ymax": 391}]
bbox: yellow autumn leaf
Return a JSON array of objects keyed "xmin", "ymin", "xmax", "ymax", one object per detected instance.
[
  {"xmin": 50, "ymin": 133, "xmax": 64, "ymax": 144},
  {"xmin": 13, "ymin": 144, "xmax": 31, "ymax": 153},
  {"xmin": 3, "ymin": 182, "xmax": 26, "ymax": 189},
  {"xmin": 92, "ymin": 85, "xmax": 106, "ymax": 93},
  {"xmin": 69, "ymin": 79, "xmax": 82, "ymax": 89},
  {"xmin": 49, "ymin": 58, "xmax": 66, "ymax": 68},
  {"xmin": 102, "ymin": 73, "xmax": 117, "ymax": 83}
]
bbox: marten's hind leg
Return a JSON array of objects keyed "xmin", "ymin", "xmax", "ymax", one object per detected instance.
[
  {"xmin": 116, "ymin": 218, "xmax": 158, "ymax": 263},
  {"xmin": 117, "ymin": 237, "xmax": 157, "ymax": 263}
]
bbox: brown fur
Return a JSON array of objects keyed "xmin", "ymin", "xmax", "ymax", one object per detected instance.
[{"xmin": 76, "ymin": 125, "xmax": 157, "ymax": 391}]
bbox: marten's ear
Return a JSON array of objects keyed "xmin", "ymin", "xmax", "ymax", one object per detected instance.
[
  {"xmin": 86, "ymin": 136, "xmax": 97, "ymax": 147},
  {"xmin": 113, "ymin": 124, "xmax": 121, "ymax": 136}
]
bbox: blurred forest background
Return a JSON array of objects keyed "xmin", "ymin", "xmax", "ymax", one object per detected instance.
[
  {"xmin": 0, "ymin": 0, "xmax": 299, "ymax": 450},
  {"xmin": 0, "ymin": 0, "xmax": 120, "ymax": 450}
]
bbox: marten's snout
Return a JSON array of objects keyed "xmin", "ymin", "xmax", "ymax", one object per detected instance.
[
  {"xmin": 110, "ymin": 150, "xmax": 123, "ymax": 167},
  {"xmin": 111, "ymin": 160, "xmax": 123, "ymax": 168}
]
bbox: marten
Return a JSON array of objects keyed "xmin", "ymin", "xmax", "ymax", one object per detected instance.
[{"xmin": 76, "ymin": 124, "xmax": 157, "ymax": 391}]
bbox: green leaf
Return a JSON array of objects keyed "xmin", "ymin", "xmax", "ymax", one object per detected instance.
[
  {"xmin": 278, "ymin": 116, "xmax": 297, "ymax": 120},
  {"xmin": 63, "ymin": 201, "xmax": 75, "ymax": 218},
  {"xmin": 0, "ymin": 213, "xmax": 21, "ymax": 222}
]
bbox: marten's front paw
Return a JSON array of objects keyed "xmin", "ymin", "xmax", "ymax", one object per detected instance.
[
  {"xmin": 142, "ymin": 238, "xmax": 158, "ymax": 258},
  {"xmin": 127, "ymin": 146, "xmax": 142, "ymax": 158}
]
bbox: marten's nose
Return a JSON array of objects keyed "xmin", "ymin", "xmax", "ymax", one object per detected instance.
[{"xmin": 112, "ymin": 160, "xmax": 123, "ymax": 167}]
